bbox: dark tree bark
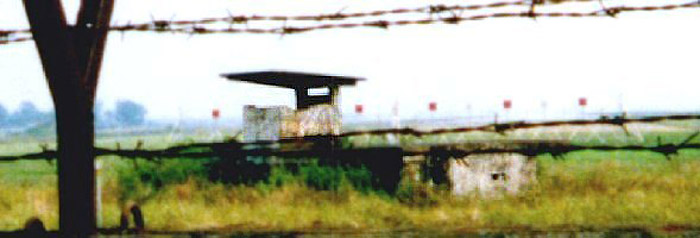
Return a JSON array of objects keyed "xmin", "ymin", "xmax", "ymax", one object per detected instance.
[{"xmin": 22, "ymin": 0, "xmax": 114, "ymax": 236}]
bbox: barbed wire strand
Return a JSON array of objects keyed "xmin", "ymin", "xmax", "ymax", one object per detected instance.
[
  {"xmin": 1, "ymin": 113, "xmax": 699, "ymax": 162},
  {"xmin": 1, "ymin": 139, "xmax": 698, "ymax": 162},
  {"xmin": 1, "ymin": 1, "xmax": 699, "ymax": 45},
  {"xmin": 215, "ymin": 0, "xmax": 529, "ymax": 22},
  {"xmin": 341, "ymin": 114, "xmax": 700, "ymax": 137}
]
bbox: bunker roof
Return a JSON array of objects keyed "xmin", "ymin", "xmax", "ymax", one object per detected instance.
[{"xmin": 220, "ymin": 71, "xmax": 364, "ymax": 89}]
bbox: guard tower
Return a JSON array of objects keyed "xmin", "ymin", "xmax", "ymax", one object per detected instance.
[
  {"xmin": 221, "ymin": 71, "xmax": 363, "ymax": 110},
  {"xmin": 221, "ymin": 71, "xmax": 364, "ymax": 141}
]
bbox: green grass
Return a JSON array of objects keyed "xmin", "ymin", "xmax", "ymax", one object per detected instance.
[
  {"xmin": 2, "ymin": 126, "xmax": 700, "ymax": 232},
  {"xmin": 116, "ymin": 149, "xmax": 700, "ymax": 232}
]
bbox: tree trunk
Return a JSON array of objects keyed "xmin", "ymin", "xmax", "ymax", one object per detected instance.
[
  {"xmin": 22, "ymin": 0, "xmax": 113, "ymax": 236},
  {"xmin": 55, "ymin": 95, "xmax": 96, "ymax": 237}
]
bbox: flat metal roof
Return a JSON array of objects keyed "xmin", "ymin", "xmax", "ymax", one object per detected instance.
[{"xmin": 221, "ymin": 71, "xmax": 364, "ymax": 88}]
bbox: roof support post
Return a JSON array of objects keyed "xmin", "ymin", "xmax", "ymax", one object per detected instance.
[
  {"xmin": 329, "ymin": 85, "xmax": 339, "ymax": 107},
  {"xmin": 295, "ymin": 87, "xmax": 310, "ymax": 110}
]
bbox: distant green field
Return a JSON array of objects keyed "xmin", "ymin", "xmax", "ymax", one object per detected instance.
[
  {"xmin": 350, "ymin": 122, "xmax": 700, "ymax": 147},
  {"xmin": 2, "ymin": 124, "xmax": 700, "ymax": 232}
]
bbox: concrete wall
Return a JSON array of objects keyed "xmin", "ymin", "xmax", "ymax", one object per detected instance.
[
  {"xmin": 243, "ymin": 104, "xmax": 341, "ymax": 142},
  {"xmin": 295, "ymin": 104, "xmax": 341, "ymax": 136},
  {"xmin": 243, "ymin": 105, "xmax": 295, "ymax": 142},
  {"xmin": 447, "ymin": 153, "xmax": 536, "ymax": 197},
  {"xmin": 401, "ymin": 153, "xmax": 537, "ymax": 197}
]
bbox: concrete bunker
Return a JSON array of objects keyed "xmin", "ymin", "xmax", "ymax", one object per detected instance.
[{"xmin": 403, "ymin": 142, "xmax": 552, "ymax": 196}]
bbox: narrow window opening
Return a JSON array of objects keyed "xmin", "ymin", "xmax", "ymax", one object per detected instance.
[
  {"xmin": 308, "ymin": 87, "xmax": 330, "ymax": 96},
  {"xmin": 492, "ymin": 172, "xmax": 508, "ymax": 181}
]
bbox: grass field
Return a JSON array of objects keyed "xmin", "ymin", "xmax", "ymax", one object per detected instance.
[{"xmin": 1, "ymin": 124, "xmax": 700, "ymax": 233}]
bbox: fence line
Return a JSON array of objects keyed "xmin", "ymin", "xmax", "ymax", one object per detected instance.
[
  {"xmin": 185, "ymin": 0, "xmax": 529, "ymax": 23},
  {"xmin": 2, "ymin": 1, "xmax": 699, "ymax": 45},
  {"xmin": 2, "ymin": 138, "xmax": 698, "ymax": 161},
  {"xmin": 1, "ymin": 114, "xmax": 698, "ymax": 162},
  {"xmin": 341, "ymin": 114, "xmax": 700, "ymax": 136}
]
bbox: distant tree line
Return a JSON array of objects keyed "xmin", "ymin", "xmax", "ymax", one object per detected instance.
[
  {"xmin": 96, "ymin": 100, "xmax": 148, "ymax": 128},
  {"xmin": 0, "ymin": 99, "xmax": 148, "ymax": 129},
  {"xmin": 0, "ymin": 101, "xmax": 53, "ymax": 128}
]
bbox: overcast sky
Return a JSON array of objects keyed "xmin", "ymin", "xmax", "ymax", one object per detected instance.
[{"xmin": 1, "ymin": 0, "xmax": 699, "ymax": 123}]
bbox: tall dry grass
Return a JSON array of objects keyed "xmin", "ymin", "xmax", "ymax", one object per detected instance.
[{"xmin": 2, "ymin": 150, "xmax": 700, "ymax": 232}]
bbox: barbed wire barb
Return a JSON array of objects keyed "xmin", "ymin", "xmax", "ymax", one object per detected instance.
[{"xmin": 528, "ymin": 0, "xmax": 544, "ymax": 20}]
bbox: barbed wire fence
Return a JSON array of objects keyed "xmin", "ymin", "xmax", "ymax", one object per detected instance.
[
  {"xmin": 2, "ymin": 0, "xmax": 699, "ymax": 45},
  {"xmin": 3, "ymin": 0, "xmax": 700, "ymax": 235},
  {"xmin": 2, "ymin": 113, "xmax": 700, "ymax": 162},
  {"xmin": 2, "ymin": 0, "xmax": 699, "ymax": 160},
  {"xmin": 2, "ymin": 1, "xmax": 700, "ymax": 234}
]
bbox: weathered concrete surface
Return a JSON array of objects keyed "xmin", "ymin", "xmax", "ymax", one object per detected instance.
[
  {"xmin": 243, "ymin": 104, "xmax": 341, "ymax": 142},
  {"xmin": 447, "ymin": 153, "xmax": 536, "ymax": 196},
  {"xmin": 243, "ymin": 105, "xmax": 295, "ymax": 142},
  {"xmin": 295, "ymin": 104, "xmax": 341, "ymax": 137},
  {"xmin": 402, "ymin": 152, "xmax": 537, "ymax": 197}
]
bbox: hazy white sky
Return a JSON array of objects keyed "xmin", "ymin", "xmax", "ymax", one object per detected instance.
[{"xmin": 1, "ymin": 0, "xmax": 699, "ymax": 123}]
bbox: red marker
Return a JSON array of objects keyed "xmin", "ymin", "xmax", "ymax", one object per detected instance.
[
  {"xmin": 578, "ymin": 97, "xmax": 587, "ymax": 107},
  {"xmin": 355, "ymin": 104, "xmax": 363, "ymax": 114},
  {"xmin": 429, "ymin": 102, "xmax": 437, "ymax": 112},
  {"xmin": 212, "ymin": 109, "xmax": 220, "ymax": 119},
  {"xmin": 503, "ymin": 100, "xmax": 512, "ymax": 109}
]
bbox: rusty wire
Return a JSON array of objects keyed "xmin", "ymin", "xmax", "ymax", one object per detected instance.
[
  {"xmin": 1, "ymin": 138, "xmax": 699, "ymax": 161},
  {"xmin": 1, "ymin": 114, "xmax": 699, "ymax": 162},
  {"xmin": 341, "ymin": 114, "xmax": 700, "ymax": 137},
  {"xmin": 209, "ymin": 0, "xmax": 528, "ymax": 22},
  {"xmin": 87, "ymin": 1, "xmax": 700, "ymax": 35},
  {"xmin": 1, "ymin": 1, "xmax": 699, "ymax": 45}
]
